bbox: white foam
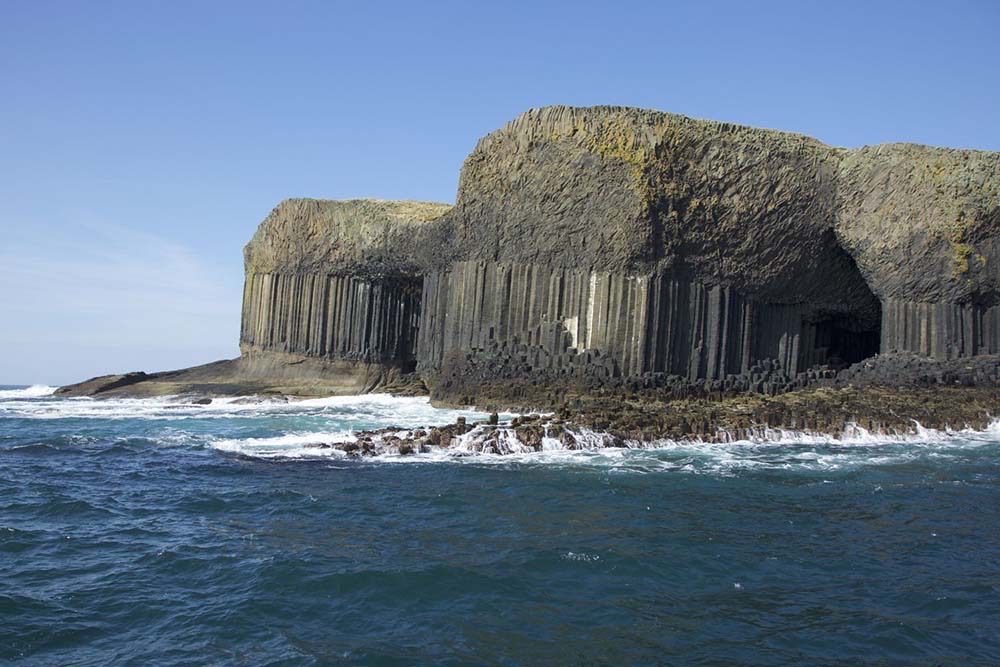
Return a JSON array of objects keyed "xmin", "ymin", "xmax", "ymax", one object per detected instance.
[
  {"xmin": 0, "ymin": 385, "xmax": 57, "ymax": 399},
  {"xmin": 4, "ymin": 386, "xmax": 999, "ymax": 474},
  {"xmin": 211, "ymin": 431, "xmax": 358, "ymax": 459},
  {"xmin": 216, "ymin": 418, "xmax": 1000, "ymax": 475},
  {"xmin": 562, "ymin": 552, "xmax": 600, "ymax": 562},
  {"xmin": 0, "ymin": 392, "xmax": 491, "ymax": 426}
]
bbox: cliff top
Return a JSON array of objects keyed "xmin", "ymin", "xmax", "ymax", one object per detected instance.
[
  {"xmin": 472, "ymin": 105, "xmax": 831, "ymax": 156},
  {"xmin": 245, "ymin": 197, "xmax": 452, "ymax": 276},
  {"xmin": 451, "ymin": 104, "xmax": 1000, "ymax": 305},
  {"xmin": 478, "ymin": 105, "xmax": 1000, "ymax": 155},
  {"xmin": 278, "ymin": 197, "xmax": 452, "ymax": 221}
]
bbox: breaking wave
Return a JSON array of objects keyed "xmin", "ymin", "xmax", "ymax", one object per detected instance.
[
  {"xmin": 0, "ymin": 384, "xmax": 57, "ymax": 399},
  {"xmin": 207, "ymin": 417, "xmax": 1000, "ymax": 475},
  {"xmin": 211, "ymin": 431, "xmax": 358, "ymax": 459},
  {"xmin": 3, "ymin": 387, "xmax": 998, "ymax": 475},
  {"xmin": 0, "ymin": 391, "xmax": 490, "ymax": 425}
]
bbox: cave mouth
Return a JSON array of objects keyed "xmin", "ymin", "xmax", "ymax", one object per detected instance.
[
  {"xmin": 798, "ymin": 232, "xmax": 883, "ymax": 369},
  {"xmin": 806, "ymin": 312, "xmax": 882, "ymax": 368}
]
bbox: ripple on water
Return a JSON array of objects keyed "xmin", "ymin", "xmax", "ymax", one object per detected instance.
[{"xmin": 1, "ymin": 391, "xmax": 999, "ymax": 664}]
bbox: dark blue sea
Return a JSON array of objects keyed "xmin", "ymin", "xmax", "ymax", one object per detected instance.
[{"xmin": 2, "ymin": 384, "xmax": 999, "ymax": 666}]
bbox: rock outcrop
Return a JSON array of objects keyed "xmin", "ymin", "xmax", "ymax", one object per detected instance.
[
  {"xmin": 59, "ymin": 105, "xmax": 1000, "ymax": 407},
  {"xmin": 414, "ymin": 107, "xmax": 998, "ymax": 405},
  {"xmin": 239, "ymin": 198, "xmax": 451, "ymax": 389},
  {"xmin": 836, "ymin": 144, "xmax": 1000, "ymax": 357}
]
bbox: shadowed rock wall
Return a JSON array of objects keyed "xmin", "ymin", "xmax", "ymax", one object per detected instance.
[
  {"xmin": 416, "ymin": 261, "xmax": 871, "ymax": 384},
  {"xmin": 879, "ymin": 299, "xmax": 1000, "ymax": 358},
  {"xmin": 239, "ymin": 198, "xmax": 450, "ymax": 382},
  {"xmin": 241, "ymin": 272, "xmax": 422, "ymax": 364}
]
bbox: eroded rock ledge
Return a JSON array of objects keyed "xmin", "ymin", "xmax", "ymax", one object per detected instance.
[{"xmin": 299, "ymin": 385, "xmax": 1000, "ymax": 458}]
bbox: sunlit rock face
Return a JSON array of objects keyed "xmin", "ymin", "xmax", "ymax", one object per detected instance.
[
  {"xmin": 836, "ymin": 143, "xmax": 1000, "ymax": 357},
  {"xmin": 418, "ymin": 106, "xmax": 877, "ymax": 390},
  {"xmin": 237, "ymin": 107, "xmax": 1000, "ymax": 403}
]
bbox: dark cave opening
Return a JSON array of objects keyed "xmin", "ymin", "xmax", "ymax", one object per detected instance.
[
  {"xmin": 806, "ymin": 314, "xmax": 882, "ymax": 368},
  {"xmin": 798, "ymin": 233, "xmax": 883, "ymax": 370}
]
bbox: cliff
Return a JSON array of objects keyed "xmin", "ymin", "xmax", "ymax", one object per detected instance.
[
  {"xmin": 238, "ymin": 198, "xmax": 450, "ymax": 390},
  {"xmin": 59, "ymin": 105, "xmax": 1000, "ymax": 407},
  {"xmin": 420, "ymin": 107, "xmax": 879, "ymax": 400},
  {"xmin": 836, "ymin": 144, "xmax": 1000, "ymax": 357},
  {"xmin": 417, "ymin": 107, "xmax": 999, "ymax": 405}
]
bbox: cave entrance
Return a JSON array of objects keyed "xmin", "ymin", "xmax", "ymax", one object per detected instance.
[
  {"xmin": 805, "ymin": 314, "xmax": 881, "ymax": 368},
  {"xmin": 796, "ymin": 232, "xmax": 883, "ymax": 371}
]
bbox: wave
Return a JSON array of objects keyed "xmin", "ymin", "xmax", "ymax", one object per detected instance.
[
  {"xmin": 0, "ymin": 392, "xmax": 492, "ymax": 425},
  {"xmin": 0, "ymin": 385, "xmax": 57, "ymax": 399},
  {"xmin": 211, "ymin": 431, "xmax": 358, "ymax": 459},
  {"xmin": 207, "ymin": 418, "xmax": 1000, "ymax": 474},
  {"xmin": 5, "ymin": 387, "xmax": 999, "ymax": 475}
]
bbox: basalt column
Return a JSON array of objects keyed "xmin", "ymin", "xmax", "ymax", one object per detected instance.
[
  {"xmin": 416, "ymin": 261, "xmax": 854, "ymax": 383},
  {"xmin": 238, "ymin": 197, "xmax": 451, "ymax": 383},
  {"xmin": 879, "ymin": 299, "xmax": 1000, "ymax": 358},
  {"xmin": 240, "ymin": 272, "xmax": 422, "ymax": 366}
]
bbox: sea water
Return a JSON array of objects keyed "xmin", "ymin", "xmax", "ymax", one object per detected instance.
[{"xmin": 2, "ymin": 385, "xmax": 999, "ymax": 665}]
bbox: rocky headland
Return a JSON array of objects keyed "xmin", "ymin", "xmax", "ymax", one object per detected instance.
[{"xmin": 58, "ymin": 106, "xmax": 1000, "ymax": 449}]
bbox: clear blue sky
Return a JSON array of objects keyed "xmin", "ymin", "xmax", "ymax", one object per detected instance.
[{"xmin": 1, "ymin": 0, "xmax": 998, "ymax": 385}]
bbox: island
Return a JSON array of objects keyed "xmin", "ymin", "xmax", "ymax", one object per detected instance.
[{"xmin": 58, "ymin": 105, "xmax": 1000, "ymax": 451}]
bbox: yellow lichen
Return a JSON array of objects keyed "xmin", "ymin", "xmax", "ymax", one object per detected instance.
[{"xmin": 950, "ymin": 239, "xmax": 974, "ymax": 276}]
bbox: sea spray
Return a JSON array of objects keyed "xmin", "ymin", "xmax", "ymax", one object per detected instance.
[{"xmin": 0, "ymin": 384, "xmax": 57, "ymax": 399}]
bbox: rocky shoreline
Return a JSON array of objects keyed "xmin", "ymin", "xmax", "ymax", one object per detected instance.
[
  {"xmin": 57, "ymin": 352, "xmax": 1000, "ymax": 455},
  {"xmin": 192, "ymin": 352, "xmax": 999, "ymax": 458},
  {"xmin": 299, "ymin": 384, "xmax": 1000, "ymax": 458}
]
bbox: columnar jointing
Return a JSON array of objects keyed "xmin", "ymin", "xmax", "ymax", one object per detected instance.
[
  {"xmin": 416, "ymin": 260, "xmax": 856, "ymax": 381},
  {"xmin": 232, "ymin": 106, "xmax": 1000, "ymax": 398},
  {"xmin": 241, "ymin": 272, "xmax": 422, "ymax": 365},
  {"xmin": 881, "ymin": 299, "xmax": 1000, "ymax": 359}
]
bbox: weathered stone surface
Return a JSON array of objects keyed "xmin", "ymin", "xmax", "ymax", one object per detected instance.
[
  {"xmin": 244, "ymin": 198, "xmax": 451, "ymax": 278},
  {"xmin": 60, "ymin": 105, "xmax": 1000, "ymax": 409},
  {"xmin": 417, "ymin": 106, "xmax": 887, "ymax": 394},
  {"xmin": 836, "ymin": 144, "xmax": 1000, "ymax": 357},
  {"xmin": 416, "ymin": 105, "xmax": 1000, "ymax": 395},
  {"xmin": 416, "ymin": 262, "xmax": 869, "ymax": 385},
  {"xmin": 240, "ymin": 198, "xmax": 450, "ymax": 373},
  {"xmin": 447, "ymin": 107, "xmax": 871, "ymax": 308},
  {"xmin": 56, "ymin": 356, "xmax": 427, "ymax": 399},
  {"xmin": 241, "ymin": 273, "xmax": 422, "ymax": 365},
  {"xmin": 836, "ymin": 143, "xmax": 1000, "ymax": 304},
  {"xmin": 55, "ymin": 372, "xmax": 150, "ymax": 397}
]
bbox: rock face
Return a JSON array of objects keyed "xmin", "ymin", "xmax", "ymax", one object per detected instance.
[
  {"xmin": 234, "ymin": 106, "xmax": 999, "ymax": 405},
  {"xmin": 417, "ymin": 108, "xmax": 884, "ymax": 394},
  {"xmin": 240, "ymin": 198, "xmax": 451, "ymax": 383},
  {"xmin": 59, "ymin": 105, "xmax": 1000, "ymax": 404},
  {"xmin": 836, "ymin": 144, "xmax": 1000, "ymax": 357}
]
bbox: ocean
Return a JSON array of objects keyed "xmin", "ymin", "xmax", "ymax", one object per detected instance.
[{"xmin": 2, "ymin": 384, "xmax": 999, "ymax": 665}]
